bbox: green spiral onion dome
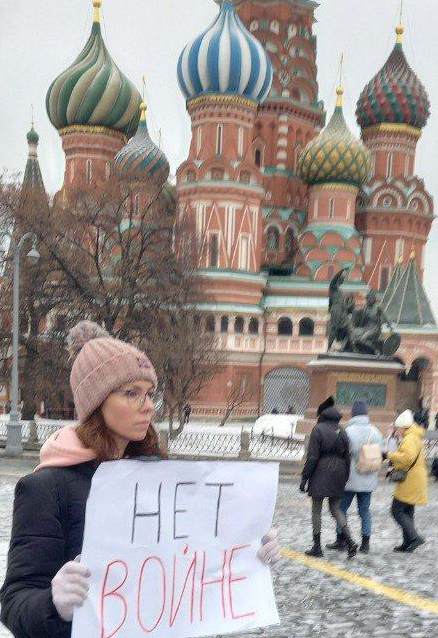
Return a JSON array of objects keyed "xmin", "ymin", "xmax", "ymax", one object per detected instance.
[
  {"xmin": 46, "ymin": 1, "xmax": 141, "ymax": 137},
  {"xmin": 298, "ymin": 88, "xmax": 371, "ymax": 188},
  {"xmin": 356, "ymin": 26, "xmax": 430, "ymax": 130}
]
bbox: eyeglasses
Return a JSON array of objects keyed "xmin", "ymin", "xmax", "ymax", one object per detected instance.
[{"xmin": 114, "ymin": 388, "xmax": 163, "ymax": 411}]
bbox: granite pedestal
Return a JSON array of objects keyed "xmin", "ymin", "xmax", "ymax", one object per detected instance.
[{"xmin": 297, "ymin": 353, "xmax": 405, "ymax": 435}]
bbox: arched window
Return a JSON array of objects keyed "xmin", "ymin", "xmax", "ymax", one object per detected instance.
[
  {"xmin": 329, "ymin": 198, "xmax": 335, "ymax": 219},
  {"xmin": 197, "ymin": 126, "xmax": 202, "ymax": 155},
  {"xmin": 234, "ymin": 317, "xmax": 244, "ymax": 334},
  {"xmin": 380, "ymin": 267, "xmax": 389, "ymax": 292},
  {"xmin": 206, "ymin": 315, "xmax": 216, "ymax": 333},
  {"xmin": 292, "ymin": 88, "xmax": 300, "ymax": 100},
  {"xmin": 266, "ymin": 226, "xmax": 280, "ymax": 251},
  {"xmin": 285, "ymin": 228, "xmax": 295, "ymax": 258},
  {"xmin": 238, "ymin": 127, "xmax": 244, "ymax": 157},
  {"xmin": 254, "ymin": 148, "xmax": 262, "ymax": 167},
  {"xmin": 299, "ymin": 318, "xmax": 314, "ymax": 336},
  {"xmin": 211, "ymin": 167, "xmax": 224, "ymax": 181},
  {"xmin": 216, "ymin": 124, "xmax": 223, "ymax": 156},
  {"xmin": 328, "ymin": 265, "xmax": 334, "ymax": 280},
  {"xmin": 220, "ymin": 316, "xmax": 229, "ymax": 333},
  {"xmin": 239, "ymin": 171, "xmax": 250, "ymax": 184},
  {"xmin": 186, "ymin": 169, "xmax": 196, "ymax": 182},
  {"xmin": 278, "ymin": 317, "xmax": 293, "ymax": 336},
  {"xmin": 86, "ymin": 159, "xmax": 92, "ymax": 184},
  {"xmin": 249, "ymin": 318, "xmax": 259, "ymax": 335},
  {"xmin": 193, "ymin": 315, "xmax": 201, "ymax": 330},
  {"xmin": 70, "ymin": 161, "xmax": 75, "ymax": 183},
  {"xmin": 386, "ymin": 153, "xmax": 394, "ymax": 178},
  {"xmin": 209, "ymin": 234, "xmax": 219, "ymax": 268},
  {"xmin": 105, "ymin": 162, "xmax": 111, "ymax": 181}
]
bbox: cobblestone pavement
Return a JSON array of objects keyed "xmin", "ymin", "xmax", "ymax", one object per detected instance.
[{"xmin": 0, "ymin": 460, "xmax": 437, "ymax": 637}]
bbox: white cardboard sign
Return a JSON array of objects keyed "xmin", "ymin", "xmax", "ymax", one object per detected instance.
[{"xmin": 72, "ymin": 459, "xmax": 279, "ymax": 638}]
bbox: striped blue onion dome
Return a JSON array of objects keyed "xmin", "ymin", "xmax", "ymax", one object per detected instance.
[
  {"xmin": 114, "ymin": 104, "xmax": 170, "ymax": 186},
  {"xmin": 177, "ymin": 0, "xmax": 272, "ymax": 103},
  {"xmin": 46, "ymin": 3, "xmax": 141, "ymax": 137}
]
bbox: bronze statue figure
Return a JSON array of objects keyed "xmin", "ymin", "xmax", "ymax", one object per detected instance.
[{"xmin": 327, "ymin": 270, "xmax": 401, "ymax": 356}]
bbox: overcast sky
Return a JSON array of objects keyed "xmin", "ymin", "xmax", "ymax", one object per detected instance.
[{"xmin": 1, "ymin": 0, "xmax": 437, "ymax": 313}]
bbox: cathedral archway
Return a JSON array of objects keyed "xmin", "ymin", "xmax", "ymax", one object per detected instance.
[{"xmin": 262, "ymin": 367, "xmax": 310, "ymax": 414}]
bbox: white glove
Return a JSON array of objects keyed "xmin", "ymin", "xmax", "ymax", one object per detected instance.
[
  {"xmin": 257, "ymin": 527, "xmax": 281, "ymax": 565},
  {"xmin": 51, "ymin": 555, "xmax": 91, "ymax": 622}
]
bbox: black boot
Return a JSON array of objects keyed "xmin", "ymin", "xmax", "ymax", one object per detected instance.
[
  {"xmin": 393, "ymin": 540, "xmax": 409, "ymax": 552},
  {"xmin": 359, "ymin": 535, "xmax": 370, "ymax": 554},
  {"xmin": 342, "ymin": 527, "xmax": 358, "ymax": 559},
  {"xmin": 326, "ymin": 533, "xmax": 347, "ymax": 551},
  {"xmin": 305, "ymin": 534, "xmax": 323, "ymax": 557}
]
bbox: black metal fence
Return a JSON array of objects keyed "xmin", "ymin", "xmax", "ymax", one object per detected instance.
[{"xmin": 1, "ymin": 418, "xmax": 437, "ymax": 466}]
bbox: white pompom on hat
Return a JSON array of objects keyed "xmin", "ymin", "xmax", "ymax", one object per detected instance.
[
  {"xmin": 395, "ymin": 409, "xmax": 415, "ymax": 429},
  {"xmin": 67, "ymin": 321, "xmax": 157, "ymax": 424}
]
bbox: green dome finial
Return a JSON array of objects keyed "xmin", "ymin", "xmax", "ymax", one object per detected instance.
[
  {"xmin": 46, "ymin": 1, "xmax": 141, "ymax": 137},
  {"xmin": 27, "ymin": 126, "xmax": 39, "ymax": 145},
  {"xmin": 27, "ymin": 106, "xmax": 39, "ymax": 144}
]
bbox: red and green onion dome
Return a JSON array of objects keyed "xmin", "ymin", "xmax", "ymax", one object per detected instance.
[
  {"xmin": 356, "ymin": 26, "xmax": 430, "ymax": 130},
  {"xmin": 46, "ymin": 1, "xmax": 141, "ymax": 138},
  {"xmin": 298, "ymin": 88, "xmax": 371, "ymax": 188},
  {"xmin": 114, "ymin": 104, "xmax": 170, "ymax": 186}
]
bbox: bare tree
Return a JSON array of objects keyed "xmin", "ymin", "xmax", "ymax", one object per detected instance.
[
  {"xmin": 142, "ymin": 309, "xmax": 223, "ymax": 438},
  {"xmin": 0, "ymin": 174, "xmax": 221, "ymax": 428},
  {"xmin": 219, "ymin": 376, "xmax": 255, "ymax": 427}
]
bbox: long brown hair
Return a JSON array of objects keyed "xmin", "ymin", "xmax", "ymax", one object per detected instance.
[{"xmin": 76, "ymin": 408, "xmax": 163, "ymax": 464}]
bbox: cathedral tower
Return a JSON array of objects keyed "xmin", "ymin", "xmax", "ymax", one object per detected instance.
[
  {"xmin": 177, "ymin": 1, "xmax": 272, "ymax": 306},
  {"xmin": 46, "ymin": 1, "xmax": 142, "ymax": 194},
  {"xmin": 297, "ymin": 85, "xmax": 371, "ymax": 281},
  {"xmin": 22, "ymin": 123, "xmax": 46, "ymax": 195},
  {"xmin": 355, "ymin": 21, "xmax": 432, "ymax": 290},
  {"xmin": 230, "ymin": 0, "xmax": 325, "ymax": 272}
]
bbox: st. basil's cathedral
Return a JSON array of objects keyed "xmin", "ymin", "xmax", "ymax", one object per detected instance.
[{"xmin": 20, "ymin": 1, "xmax": 438, "ymax": 422}]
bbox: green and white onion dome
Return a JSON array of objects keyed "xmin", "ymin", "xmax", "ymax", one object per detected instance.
[
  {"xmin": 46, "ymin": 1, "xmax": 141, "ymax": 137},
  {"xmin": 114, "ymin": 104, "xmax": 170, "ymax": 186},
  {"xmin": 298, "ymin": 88, "xmax": 371, "ymax": 188}
]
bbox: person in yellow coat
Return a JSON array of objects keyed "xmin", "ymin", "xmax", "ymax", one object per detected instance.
[{"xmin": 387, "ymin": 409, "xmax": 428, "ymax": 553}]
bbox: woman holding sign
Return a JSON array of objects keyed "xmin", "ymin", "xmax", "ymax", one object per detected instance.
[{"xmin": 0, "ymin": 321, "xmax": 280, "ymax": 638}]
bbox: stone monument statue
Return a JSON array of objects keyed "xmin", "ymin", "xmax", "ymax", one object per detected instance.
[{"xmin": 327, "ymin": 269, "xmax": 401, "ymax": 356}]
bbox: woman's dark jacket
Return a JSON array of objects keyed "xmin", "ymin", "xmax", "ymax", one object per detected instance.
[
  {"xmin": 0, "ymin": 461, "xmax": 96, "ymax": 638},
  {"xmin": 301, "ymin": 407, "xmax": 351, "ymax": 499}
]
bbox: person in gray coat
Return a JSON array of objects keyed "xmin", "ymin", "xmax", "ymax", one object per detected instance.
[{"xmin": 327, "ymin": 400, "xmax": 383, "ymax": 554}]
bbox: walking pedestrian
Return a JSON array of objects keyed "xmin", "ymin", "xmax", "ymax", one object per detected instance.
[
  {"xmin": 0, "ymin": 321, "xmax": 280, "ymax": 638},
  {"xmin": 431, "ymin": 458, "xmax": 438, "ymax": 482},
  {"xmin": 387, "ymin": 409, "xmax": 428, "ymax": 553},
  {"xmin": 326, "ymin": 401, "xmax": 383, "ymax": 554},
  {"xmin": 183, "ymin": 402, "xmax": 192, "ymax": 425},
  {"xmin": 300, "ymin": 396, "xmax": 358, "ymax": 559}
]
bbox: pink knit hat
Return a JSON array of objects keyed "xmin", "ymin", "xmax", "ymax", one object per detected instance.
[{"xmin": 67, "ymin": 321, "xmax": 157, "ymax": 424}]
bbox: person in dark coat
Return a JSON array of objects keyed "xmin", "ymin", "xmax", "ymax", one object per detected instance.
[
  {"xmin": 0, "ymin": 321, "xmax": 281, "ymax": 638},
  {"xmin": 300, "ymin": 396, "xmax": 358, "ymax": 558},
  {"xmin": 183, "ymin": 403, "xmax": 192, "ymax": 424}
]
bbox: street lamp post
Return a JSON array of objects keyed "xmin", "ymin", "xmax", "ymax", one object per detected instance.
[{"xmin": 5, "ymin": 233, "xmax": 40, "ymax": 456}]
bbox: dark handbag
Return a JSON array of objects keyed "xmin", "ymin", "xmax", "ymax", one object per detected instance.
[{"xmin": 389, "ymin": 450, "xmax": 421, "ymax": 483}]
